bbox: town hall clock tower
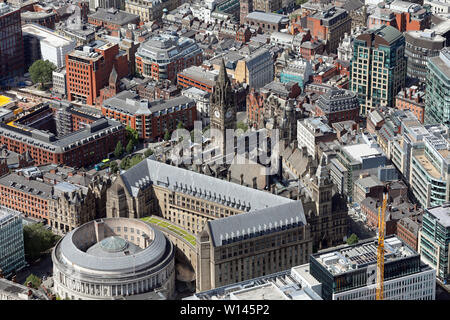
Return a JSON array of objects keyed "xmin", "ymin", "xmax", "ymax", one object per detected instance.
[{"xmin": 210, "ymin": 58, "xmax": 237, "ymax": 155}]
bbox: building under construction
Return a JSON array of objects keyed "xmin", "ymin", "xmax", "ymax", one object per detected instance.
[{"xmin": 309, "ymin": 235, "xmax": 436, "ymax": 300}]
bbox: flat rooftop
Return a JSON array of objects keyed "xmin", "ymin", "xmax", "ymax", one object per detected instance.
[
  {"xmin": 429, "ymin": 48, "xmax": 450, "ymax": 79},
  {"xmin": 343, "ymin": 143, "xmax": 382, "ymax": 162},
  {"xmin": 314, "ymin": 236, "xmax": 416, "ymax": 276},
  {"xmin": 0, "ymin": 205, "xmax": 21, "ymax": 226},
  {"xmin": 22, "ymin": 24, "xmax": 74, "ymax": 48},
  {"xmin": 186, "ymin": 267, "xmax": 322, "ymax": 300},
  {"xmin": 413, "ymin": 152, "xmax": 442, "ymax": 179},
  {"xmin": 231, "ymin": 283, "xmax": 289, "ymax": 300},
  {"xmin": 427, "ymin": 204, "xmax": 450, "ymax": 227},
  {"xmin": 178, "ymin": 66, "xmax": 217, "ymax": 86},
  {"xmin": 246, "ymin": 11, "xmax": 289, "ymax": 24}
]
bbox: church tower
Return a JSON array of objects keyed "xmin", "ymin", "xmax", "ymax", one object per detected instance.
[
  {"xmin": 240, "ymin": 0, "xmax": 253, "ymax": 25},
  {"xmin": 210, "ymin": 59, "xmax": 237, "ymax": 154}
]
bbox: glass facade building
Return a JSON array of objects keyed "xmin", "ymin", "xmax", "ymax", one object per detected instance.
[
  {"xmin": 0, "ymin": 206, "xmax": 26, "ymax": 277},
  {"xmin": 419, "ymin": 205, "xmax": 450, "ymax": 283},
  {"xmin": 404, "ymin": 30, "xmax": 445, "ymax": 84},
  {"xmin": 310, "ymin": 236, "xmax": 435, "ymax": 300},
  {"xmin": 425, "ymin": 48, "xmax": 450, "ymax": 127},
  {"xmin": 0, "ymin": 3, "xmax": 24, "ymax": 86},
  {"xmin": 350, "ymin": 25, "xmax": 406, "ymax": 116}
]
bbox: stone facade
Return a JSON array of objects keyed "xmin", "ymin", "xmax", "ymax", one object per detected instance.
[
  {"xmin": 299, "ymin": 156, "xmax": 348, "ymax": 251},
  {"xmin": 49, "ymin": 176, "xmax": 110, "ymax": 236},
  {"xmin": 210, "ymin": 59, "xmax": 237, "ymax": 154},
  {"xmin": 196, "ymin": 206, "xmax": 312, "ymax": 292}
]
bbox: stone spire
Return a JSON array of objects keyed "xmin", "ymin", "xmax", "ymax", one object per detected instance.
[
  {"xmin": 212, "ymin": 58, "xmax": 232, "ymax": 107},
  {"xmin": 315, "ymin": 154, "xmax": 329, "ymax": 185},
  {"xmin": 109, "ymin": 65, "xmax": 118, "ymax": 85},
  {"xmin": 218, "ymin": 58, "xmax": 230, "ymax": 87}
]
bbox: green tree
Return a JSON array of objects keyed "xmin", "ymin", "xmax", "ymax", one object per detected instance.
[
  {"xmin": 28, "ymin": 60, "xmax": 56, "ymax": 90},
  {"xmin": 114, "ymin": 141, "xmax": 124, "ymax": 159},
  {"xmin": 177, "ymin": 121, "xmax": 184, "ymax": 129},
  {"xmin": 347, "ymin": 233, "xmax": 359, "ymax": 245},
  {"xmin": 126, "ymin": 126, "xmax": 139, "ymax": 145},
  {"xmin": 119, "ymin": 155, "xmax": 143, "ymax": 170},
  {"xmin": 129, "ymin": 154, "xmax": 144, "ymax": 168},
  {"xmin": 164, "ymin": 130, "xmax": 170, "ymax": 141},
  {"xmin": 24, "ymin": 274, "xmax": 41, "ymax": 289},
  {"xmin": 126, "ymin": 139, "xmax": 134, "ymax": 154},
  {"xmin": 120, "ymin": 156, "xmax": 130, "ymax": 170},
  {"xmin": 23, "ymin": 224, "xmax": 60, "ymax": 261},
  {"xmin": 109, "ymin": 160, "xmax": 119, "ymax": 174},
  {"xmin": 144, "ymin": 148, "xmax": 154, "ymax": 157},
  {"xmin": 237, "ymin": 121, "xmax": 248, "ymax": 133}
]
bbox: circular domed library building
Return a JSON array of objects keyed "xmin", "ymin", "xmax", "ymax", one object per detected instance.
[{"xmin": 52, "ymin": 218, "xmax": 175, "ymax": 300}]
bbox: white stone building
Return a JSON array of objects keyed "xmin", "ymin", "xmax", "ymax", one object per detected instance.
[{"xmin": 22, "ymin": 24, "xmax": 76, "ymax": 69}]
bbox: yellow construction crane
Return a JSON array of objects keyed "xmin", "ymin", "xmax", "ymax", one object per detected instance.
[{"xmin": 376, "ymin": 193, "xmax": 388, "ymax": 300}]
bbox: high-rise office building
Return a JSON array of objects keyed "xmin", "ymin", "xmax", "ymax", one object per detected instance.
[
  {"xmin": 418, "ymin": 204, "xmax": 450, "ymax": 283},
  {"xmin": 0, "ymin": 3, "xmax": 24, "ymax": 86},
  {"xmin": 66, "ymin": 40, "xmax": 129, "ymax": 105},
  {"xmin": 350, "ymin": 25, "xmax": 406, "ymax": 116},
  {"xmin": 425, "ymin": 47, "xmax": 450, "ymax": 126},
  {"xmin": 0, "ymin": 206, "xmax": 26, "ymax": 277},
  {"xmin": 404, "ymin": 29, "xmax": 446, "ymax": 83}
]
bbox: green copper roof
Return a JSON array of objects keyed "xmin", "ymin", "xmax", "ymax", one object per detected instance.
[{"xmin": 99, "ymin": 236, "xmax": 129, "ymax": 253}]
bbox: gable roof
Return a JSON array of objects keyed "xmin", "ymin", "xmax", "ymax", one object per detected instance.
[
  {"xmin": 120, "ymin": 159, "xmax": 293, "ymax": 211},
  {"xmin": 207, "ymin": 201, "xmax": 306, "ymax": 247}
]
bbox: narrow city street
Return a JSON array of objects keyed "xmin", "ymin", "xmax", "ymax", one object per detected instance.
[{"xmin": 16, "ymin": 252, "xmax": 54, "ymax": 285}]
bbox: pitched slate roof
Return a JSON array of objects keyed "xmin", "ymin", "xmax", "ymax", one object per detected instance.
[
  {"xmin": 120, "ymin": 159, "xmax": 293, "ymax": 211},
  {"xmin": 207, "ymin": 201, "xmax": 306, "ymax": 247}
]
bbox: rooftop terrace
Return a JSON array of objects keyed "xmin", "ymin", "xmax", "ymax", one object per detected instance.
[
  {"xmin": 413, "ymin": 152, "xmax": 442, "ymax": 179},
  {"xmin": 141, "ymin": 216, "xmax": 197, "ymax": 246}
]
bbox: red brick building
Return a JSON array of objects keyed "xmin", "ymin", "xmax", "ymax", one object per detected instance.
[
  {"xmin": 0, "ymin": 158, "xmax": 8, "ymax": 177},
  {"xmin": 102, "ymin": 90, "xmax": 197, "ymax": 141},
  {"xmin": 66, "ymin": 40, "xmax": 129, "ymax": 106},
  {"xmin": 0, "ymin": 103, "xmax": 126, "ymax": 167},
  {"xmin": 300, "ymin": 41, "xmax": 324, "ymax": 60},
  {"xmin": 367, "ymin": 3, "xmax": 431, "ymax": 33},
  {"xmin": 236, "ymin": 26, "xmax": 252, "ymax": 43},
  {"xmin": 397, "ymin": 215, "xmax": 421, "ymax": 250},
  {"xmin": 21, "ymin": 10, "xmax": 57, "ymax": 29},
  {"xmin": 395, "ymin": 86, "xmax": 425, "ymax": 123},
  {"xmin": 361, "ymin": 195, "xmax": 422, "ymax": 249},
  {"xmin": 306, "ymin": 6, "xmax": 352, "ymax": 53},
  {"xmin": 247, "ymin": 88, "xmax": 265, "ymax": 128},
  {"xmin": 177, "ymin": 66, "xmax": 216, "ymax": 93},
  {"xmin": 88, "ymin": 8, "xmax": 140, "ymax": 32},
  {"xmin": 0, "ymin": 173, "xmax": 50, "ymax": 220}
]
